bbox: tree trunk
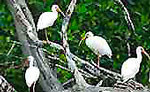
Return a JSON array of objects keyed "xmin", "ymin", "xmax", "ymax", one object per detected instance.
[{"xmin": 6, "ymin": 0, "xmax": 64, "ymax": 92}]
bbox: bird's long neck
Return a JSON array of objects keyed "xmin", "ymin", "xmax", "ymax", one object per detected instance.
[
  {"xmin": 136, "ymin": 51, "xmax": 142, "ymax": 63},
  {"xmin": 29, "ymin": 61, "xmax": 34, "ymax": 67}
]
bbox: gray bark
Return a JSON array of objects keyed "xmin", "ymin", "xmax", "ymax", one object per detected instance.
[
  {"xmin": 6, "ymin": 0, "xmax": 63, "ymax": 92},
  {"xmin": 0, "ymin": 75, "xmax": 16, "ymax": 92}
]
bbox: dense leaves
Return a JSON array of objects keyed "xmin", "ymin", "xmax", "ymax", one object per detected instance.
[{"xmin": 0, "ymin": 0, "xmax": 150, "ymax": 91}]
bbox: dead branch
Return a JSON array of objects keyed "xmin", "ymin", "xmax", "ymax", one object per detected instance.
[{"xmin": 0, "ymin": 75, "xmax": 17, "ymax": 92}]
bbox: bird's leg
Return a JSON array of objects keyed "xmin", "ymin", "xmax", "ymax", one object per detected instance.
[
  {"xmin": 45, "ymin": 29, "xmax": 49, "ymax": 41},
  {"xmin": 33, "ymin": 82, "xmax": 36, "ymax": 92},
  {"xmin": 30, "ymin": 82, "xmax": 35, "ymax": 92},
  {"xmin": 97, "ymin": 55, "xmax": 100, "ymax": 67}
]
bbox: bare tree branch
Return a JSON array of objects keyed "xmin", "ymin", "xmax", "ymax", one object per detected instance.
[
  {"xmin": 61, "ymin": 0, "xmax": 90, "ymax": 87},
  {"xmin": 114, "ymin": 0, "xmax": 135, "ymax": 32},
  {"xmin": 114, "ymin": 0, "xmax": 135, "ymax": 57},
  {"xmin": 0, "ymin": 75, "xmax": 17, "ymax": 92},
  {"xmin": 71, "ymin": 53, "xmax": 122, "ymax": 80}
]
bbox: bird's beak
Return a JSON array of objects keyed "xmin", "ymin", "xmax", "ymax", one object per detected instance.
[
  {"xmin": 142, "ymin": 50, "xmax": 150, "ymax": 60},
  {"xmin": 57, "ymin": 8, "xmax": 65, "ymax": 17},
  {"xmin": 78, "ymin": 37, "xmax": 86, "ymax": 46}
]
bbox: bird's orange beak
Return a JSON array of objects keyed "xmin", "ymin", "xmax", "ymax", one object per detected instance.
[
  {"xmin": 142, "ymin": 50, "xmax": 150, "ymax": 60},
  {"xmin": 78, "ymin": 37, "xmax": 86, "ymax": 46},
  {"xmin": 56, "ymin": 7, "xmax": 65, "ymax": 17}
]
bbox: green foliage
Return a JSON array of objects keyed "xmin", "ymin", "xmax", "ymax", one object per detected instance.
[
  {"xmin": 6, "ymin": 68, "xmax": 28, "ymax": 92},
  {"xmin": 1, "ymin": 0, "xmax": 150, "ymax": 91},
  {"xmin": 57, "ymin": 68, "xmax": 72, "ymax": 83}
]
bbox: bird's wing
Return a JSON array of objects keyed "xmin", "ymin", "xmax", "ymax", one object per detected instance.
[
  {"xmin": 86, "ymin": 36, "xmax": 112, "ymax": 56},
  {"xmin": 25, "ymin": 67, "xmax": 40, "ymax": 87},
  {"xmin": 37, "ymin": 12, "xmax": 58, "ymax": 30},
  {"xmin": 121, "ymin": 58, "xmax": 140, "ymax": 81}
]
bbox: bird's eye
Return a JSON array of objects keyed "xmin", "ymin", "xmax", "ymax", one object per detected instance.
[{"xmin": 55, "ymin": 7, "xmax": 57, "ymax": 9}]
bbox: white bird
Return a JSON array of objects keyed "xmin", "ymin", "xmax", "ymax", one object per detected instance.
[
  {"xmin": 79, "ymin": 31, "xmax": 112, "ymax": 67},
  {"xmin": 37, "ymin": 5, "xmax": 64, "ymax": 31},
  {"xmin": 37, "ymin": 5, "xmax": 64, "ymax": 41},
  {"xmin": 25, "ymin": 56, "xmax": 40, "ymax": 92},
  {"xmin": 121, "ymin": 46, "xmax": 150, "ymax": 82}
]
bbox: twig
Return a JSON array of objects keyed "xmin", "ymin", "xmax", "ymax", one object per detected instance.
[
  {"xmin": 127, "ymin": 42, "xmax": 131, "ymax": 56},
  {"xmin": 56, "ymin": 64, "xmax": 71, "ymax": 72},
  {"xmin": 46, "ymin": 40, "xmax": 64, "ymax": 51},
  {"xmin": 63, "ymin": 78, "xmax": 75, "ymax": 86},
  {"xmin": 46, "ymin": 54, "xmax": 66, "ymax": 65},
  {"xmin": 7, "ymin": 41, "xmax": 16, "ymax": 56},
  {"xmin": 78, "ymin": 68, "xmax": 97, "ymax": 78}
]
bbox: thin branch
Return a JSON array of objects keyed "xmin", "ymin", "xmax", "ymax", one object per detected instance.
[
  {"xmin": 45, "ymin": 40, "xmax": 64, "ymax": 51},
  {"xmin": 71, "ymin": 53, "xmax": 122, "ymax": 80},
  {"xmin": 127, "ymin": 42, "xmax": 131, "ymax": 57},
  {"xmin": 7, "ymin": 41, "xmax": 16, "ymax": 56},
  {"xmin": 114, "ymin": 0, "xmax": 135, "ymax": 32},
  {"xmin": 78, "ymin": 68, "xmax": 97, "ymax": 78},
  {"xmin": 63, "ymin": 78, "xmax": 75, "ymax": 87},
  {"xmin": 47, "ymin": 54, "xmax": 97, "ymax": 78},
  {"xmin": 56, "ymin": 64, "xmax": 71, "ymax": 72},
  {"xmin": 46, "ymin": 54, "xmax": 66, "ymax": 64}
]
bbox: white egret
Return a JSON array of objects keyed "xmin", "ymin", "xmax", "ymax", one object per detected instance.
[
  {"xmin": 79, "ymin": 31, "xmax": 112, "ymax": 67},
  {"xmin": 25, "ymin": 56, "xmax": 40, "ymax": 92},
  {"xmin": 37, "ymin": 5, "xmax": 64, "ymax": 41},
  {"xmin": 121, "ymin": 46, "xmax": 150, "ymax": 82}
]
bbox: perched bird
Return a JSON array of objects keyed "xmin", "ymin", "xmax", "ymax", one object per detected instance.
[
  {"xmin": 37, "ymin": 5, "xmax": 64, "ymax": 41},
  {"xmin": 79, "ymin": 31, "xmax": 112, "ymax": 67},
  {"xmin": 25, "ymin": 56, "xmax": 40, "ymax": 92},
  {"xmin": 121, "ymin": 46, "xmax": 150, "ymax": 82},
  {"xmin": 37, "ymin": 5, "xmax": 64, "ymax": 31}
]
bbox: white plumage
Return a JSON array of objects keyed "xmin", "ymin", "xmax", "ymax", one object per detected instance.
[
  {"xmin": 79, "ymin": 31, "xmax": 112, "ymax": 66},
  {"xmin": 37, "ymin": 12, "xmax": 58, "ymax": 31},
  {"xmin": 25, "ymin": 56, "xmax": 40, "ymax": 89},
  {"xmin": 37, "ymin": 5, "xmax": 63, "ymax": 31},
  {"xmin": 25, "ymin": 67, "xmax": 40, "ymax": 87},
  {"xmin": 121, "ymin": 46, "xmax": 149, "ymax": 82},
  {"xmin": 86, "ymin": 36, "xmax": 112, "ymax": 57}
]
